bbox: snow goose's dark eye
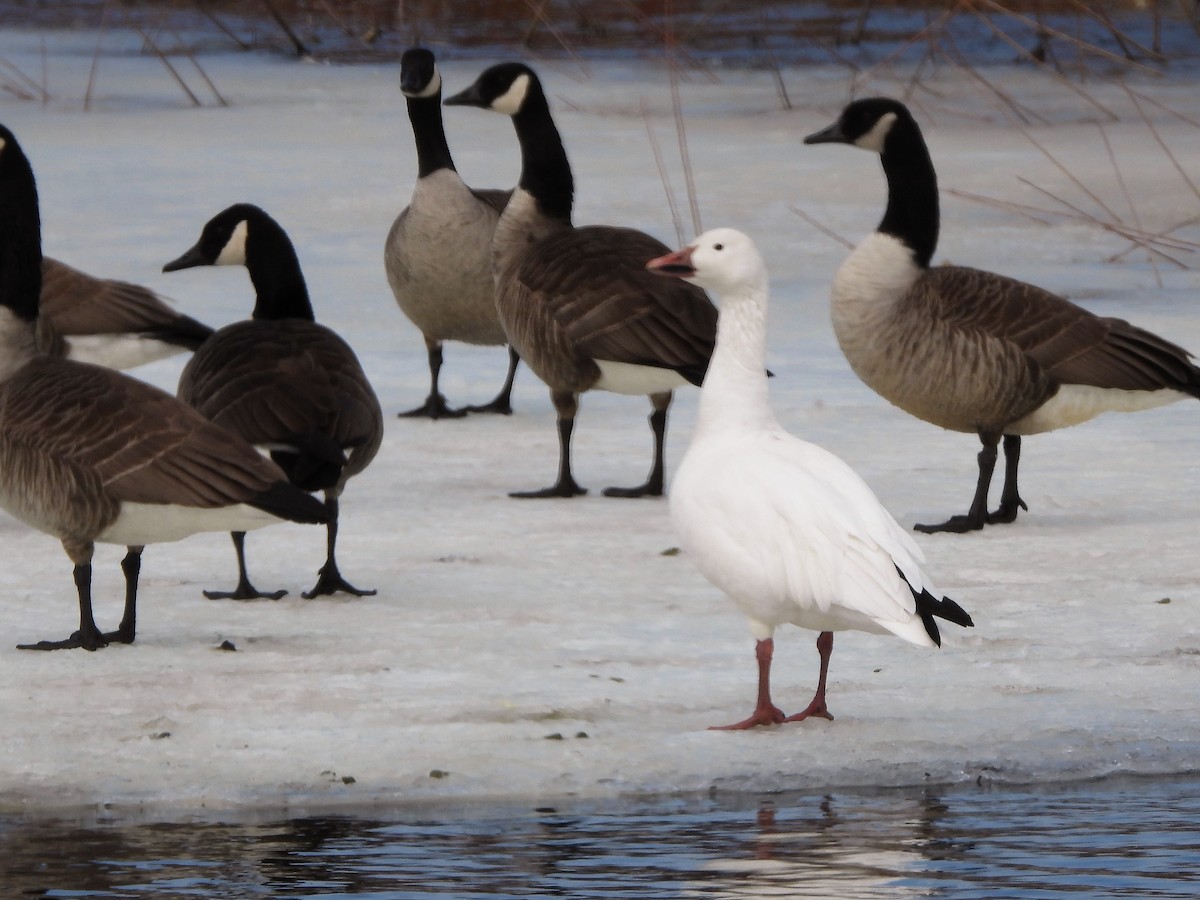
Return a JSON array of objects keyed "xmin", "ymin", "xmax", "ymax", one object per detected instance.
[{"xmin": 713, "ymin": 243, "xmax": 724, "ymax": 251}]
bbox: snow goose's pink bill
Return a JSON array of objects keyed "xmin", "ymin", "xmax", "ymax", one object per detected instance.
[{"xmin": 664, "ymin": 227, "xmax": 974, "ymax": 729}]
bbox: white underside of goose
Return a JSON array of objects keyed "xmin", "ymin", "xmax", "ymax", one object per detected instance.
[
  {"xmin": 63, "ymin": 334, "xmax": 188, "ymax": 371},
  {"xmin": 97, "ymin": 501, "xmax": 285, "ymax": 546},
  {"xmin": 594, "ymin": 359, "xmax": 689, "ymax": 395},
  {"xmin": 672, "ymin": 430, "xmax": 938, "ymax": 648},
  {"xmin": 1010, "ymin": 384, "xmax": 1187, "ymax": 435}
]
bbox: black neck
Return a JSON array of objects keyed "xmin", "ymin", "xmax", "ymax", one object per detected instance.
[
  {"xmin": 247, "ymin": 222, "xmax": 314, "ymax": 322},
  {"xmin": 511, "ymin": 89, "xmax": 574, "ymax": 224},
  {"xmin": 0, "ymin": 145, "xmax": 43, "ymax": 322},
  {"xmin": 878, "ymin": 120, "xmax": 939, "ymax": 269},
  {"xmin": 407, "ymin": 93, "xmax": 456, "ymax": 179}
]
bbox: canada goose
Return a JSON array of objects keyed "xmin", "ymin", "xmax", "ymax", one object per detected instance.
[
  {"xmin": 385, "ymin": 47, "xmax": 519, "ymax": 419},
  {"xmin": 0, "ymin": 124, "xmax": 328, "ymax": 651},
  {"xmin": 164, "ymin": 203, "xmax": 383, "ymax": 599},
  {"xmin": 445, "ymin": 62, "xmax": 717, "ymax": 498},
  {"xmin": 804, "ymin": 97, "xmax": 1200, "ymax": 533},
  {"xmin": 36, "ymin": 257, "xmax": 213, "ymax": 369},
  {"xmin": 648, "ymin": 227, "xmax": 973, "ymax": 728}
]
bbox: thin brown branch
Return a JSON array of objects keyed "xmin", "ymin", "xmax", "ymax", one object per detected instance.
[
  {"xmin": 642, "ymin": 101, "xmax": 684, "ymax": 248},
  {"xmin": 967, "ymin": 6, "xmax": 1120, "ymax": 122},
  {"xmin": 1099, "ymin": 122, "xmax": 1161, "ymax": 286},
  {"xmin": 972, "ymin": 0, "xmax": 1162, "ymax": 76},
  {"xmin": 789, "ymin": 205, "xmax": 855, "ymax": 250},
  {"xmin": 1121, "ymin": 83, "xmax": 1200, "ymax": 203},
  {"xmin": 1017, "ymin": 126, "xmax": 1121, "ymax": 222},
  {"xmin": 944, "ymin": 187, "xmax": 1061, "ymax": 226}
]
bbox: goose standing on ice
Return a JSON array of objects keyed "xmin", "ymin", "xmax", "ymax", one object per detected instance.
[
  {"xmin": 37, "ymin": 257, "xmax": 212, "ymax": 369},
  {"xmin": 805, "ymin": 98, "xmax": 1200, "ymax": 533},
  {"xmin": 0, "ymin": 125, "xmax": 328, "ymax": 651},
  {"xmin": 445, "ymin": 62, "xmax": 717, "ymax": 498},
  {"xmin": 648, "ymin": 228, "xmax": 973, "ymax": 728},
  {"xmin": 385, "ymin": 47, "xmax": 519, "ymax": 419},
  {"xmin": 165, "ymin": 204, "xmax": 383, "ymax": 600}
]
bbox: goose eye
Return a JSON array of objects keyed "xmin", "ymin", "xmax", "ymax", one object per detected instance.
[{"xmin": 713, "ymin": 243, "xmax": 724, "ymax": 251}]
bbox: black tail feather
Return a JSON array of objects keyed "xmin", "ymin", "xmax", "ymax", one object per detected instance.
[
  {"xmin": 897, "ymin": 565, "xmax": 973, "ymax": 647},
  {"xmin": 249, "ymin": 481, "xmax": 329, "ymax": 525}
]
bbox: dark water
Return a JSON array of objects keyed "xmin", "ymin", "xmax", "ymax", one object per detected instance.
[{"xmin": 2, "ymin": 775, "xmax": 1198, "ymax": 898}]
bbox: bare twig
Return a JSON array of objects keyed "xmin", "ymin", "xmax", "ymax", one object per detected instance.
[
  {"xmin": 261, "ymin": 0, "xmax": 309, "ymax": 57},
  {"xmin": 1099, "ymin": 123, "xmax": 1161, "ymax": 286},
  {"xmin": 136, "ymin": 27, "xmax": 201, "ymax": 106},
  {"xmin": 642, "ymin": 101, "xmax": 684, "ymax": 247},
  {"xmin": 967, "ymin": 6, "xmax": 1120, "ymax": 121},
  {"xmin": 1018, "ymin": 177, "xmax": 1193, "ymax": 269},
  {"xmin": 1122, "ymin": 83, "xmax": 1200, "ymax": 203},
  {"xmin": 944, "ymin": 187, "xmax": 1061, "ymax": 226},
  {"xmin": 789, "ymin": 205, "xmax": 855, "ymax": 250},
  {"xmin": 972, "ymin": 0, "xmax": 1162, "ymax": 76},
  {"xmin": 1017, "ymin": 126, "xmax": 1121, "ymax": 222},
  {"xmin": 665, "ymin": 6, "xmax": 701, "ymax": 237}
]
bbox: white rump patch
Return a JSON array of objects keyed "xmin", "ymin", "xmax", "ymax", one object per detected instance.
[
  {"xmin": 594, "ymin": 360, "xmax": 689, "ymax": 396},
  {"xmin": 492, "ymin": 73, "xmax": 530, "ymax": 116},
  {"xmin": 215, "ymin": 219, "xmax": 249, "ymax": 266},
  {"xmin": 63, "ymin": 334, "xmax": 187, "ymax": 370},
  {"xmin": 97, "ymin": 501, "xmax": 285, "ymax": 547},
  {"xmin": 855, "ymin": 111, "xmax": 898, "ymax": 153},
  {"xmin": 1011, "ymin": 384, "xmax": 1188, "ymax": 435}
]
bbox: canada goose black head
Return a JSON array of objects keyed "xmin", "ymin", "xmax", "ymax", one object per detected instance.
[
  {"xmin": 0, "ymin": 124, "xmax": 43, "ymax": 322},
  {"xmin": 444, "ymin": 62, "xmax": 542, "ymax": 118},
  {"xmin": 164, "ymin": 203, "xmax": 313, "ymax": 322},
  {"xmin": 163, "ymin": 203, "xmax": 264, "ymax": 272},
  {"xmin": 805, "ymin": 97, "xmax": 938, "ymax": 269},
  {"xmin": 400, "ymin": 47, "xmax": 440, "ymax": 98},
  {"xmin": 803, "ymin": 97, "xmax": 914, "ymax": 155}
]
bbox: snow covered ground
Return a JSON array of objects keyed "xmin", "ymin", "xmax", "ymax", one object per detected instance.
[{"xmin": 0, "ymin": 25, "xmax": 1198, "ymax": 814}]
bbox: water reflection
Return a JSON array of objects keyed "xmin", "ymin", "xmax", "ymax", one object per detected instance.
[{"xmin": 1, "ymin": 776, "xmax": 1197, "ymax": 898}]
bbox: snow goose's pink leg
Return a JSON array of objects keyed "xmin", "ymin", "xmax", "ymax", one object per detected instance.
[
  {"xmin": 710, "ymin": 638, "xmax": 787, "ymax": 730},
  {"xmin": 784, "ymin": 631, "xmax": 835, "ymax": 722}
]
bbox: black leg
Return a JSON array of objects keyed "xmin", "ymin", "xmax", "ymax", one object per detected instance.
[
  {"xmin": 18, "ymin": 558, "xmax": 107, "ymax": 651},
  {"xmin": 511, "ymin": 392, "xmax": 587, "ymax": 498},
  {"xmin": 399, "ymin": 340, "xmax": 468, "ymax": 419},
  {"xmin": 303, "ymin": 495, "xmax": 376, "ymax": 598},
  {"xmin": 915, "ymin": 432, "xmax": 1000, "ymax": 534},
  {"xmin": 103, "ymin": 545, "xmax": 143, "ymax": 645},
  {"xmin": 987, "ymin": 434, "xmax": 1028, "ymax": 524},
  {"xmin": 205, "ymin": 532, "xmax": 287, "ymax": 600},
  {"xmin": 465, "ymin": 346, "xmax": 520, "ymax": 415},
  {"xmin": 604, "ymin": 392, "xmax": 670, "ymax": 498}
]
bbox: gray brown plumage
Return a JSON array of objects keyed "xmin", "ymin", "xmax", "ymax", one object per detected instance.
[
  {"xmin": 445, "ymin": 62, "xmax": 717, "ymax": 498},
  {"xmin": 0, "ymin": 124, "xmax": 328, "ymax": 652},
  {"xmin": 805, "ymin": 97, "xmax": 1200, "ymax": 533},
  {"xmin": 384, "ymin": 47, "xmax": 519, "ymax": 419},
  {"xmin": 165, "ymin": 203, "xmax": 383, "ymax": 599},
  {"xmin": 35, "ymin": 256, "xmax": 212, "ymax": 367}
]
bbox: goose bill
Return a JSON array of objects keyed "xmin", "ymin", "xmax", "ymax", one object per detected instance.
[{"xmin": 645, "ymin": 247, "xmax": 696, "ymax": 278}]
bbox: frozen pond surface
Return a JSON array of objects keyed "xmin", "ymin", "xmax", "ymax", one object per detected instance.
[
  {"xmin": 3, "ymin": 775, "xmax": 1198, "ymax": 898},
  {"xmin": 0, "ymin": 18, "xmax": 1197, "ymax": 816}
]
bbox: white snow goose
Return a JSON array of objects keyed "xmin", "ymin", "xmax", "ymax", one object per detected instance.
[
  {"xmin": 164, "ymin": 203, "xmax": 383, "ymax": 600},
  {"xmin": 0, "ymin": 125, "xmax": 328, "ymax": 651},
  {"xmin": 384, "ymin": 47, "xmax": 519, "ymax": 419},
  {"xmin": 445, "ymin": 62, "xmax": 717, "ymax": 498},
  {"xmin": 648, "ymin": 227, "xmax": 973, "ymax": 728},
  {"xmin": 804, "ymin": 97, "xmax": 1200, "ymax": 533}
]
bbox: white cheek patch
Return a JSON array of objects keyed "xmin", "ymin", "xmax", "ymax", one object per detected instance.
[
  {"xmin": 215, "ymin": 219, "xmax": 248, "ymax": 266},
  {"xmin": 411, "ymin": 67, "xmax": 441, "ymax": 99},
  {"xmin": 855, "ymin": 111, "xmax": 897, "ymax": 153},
  {"xmin": 492, "ymin": 73, "xmax": 530, "ymax": 116}
]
